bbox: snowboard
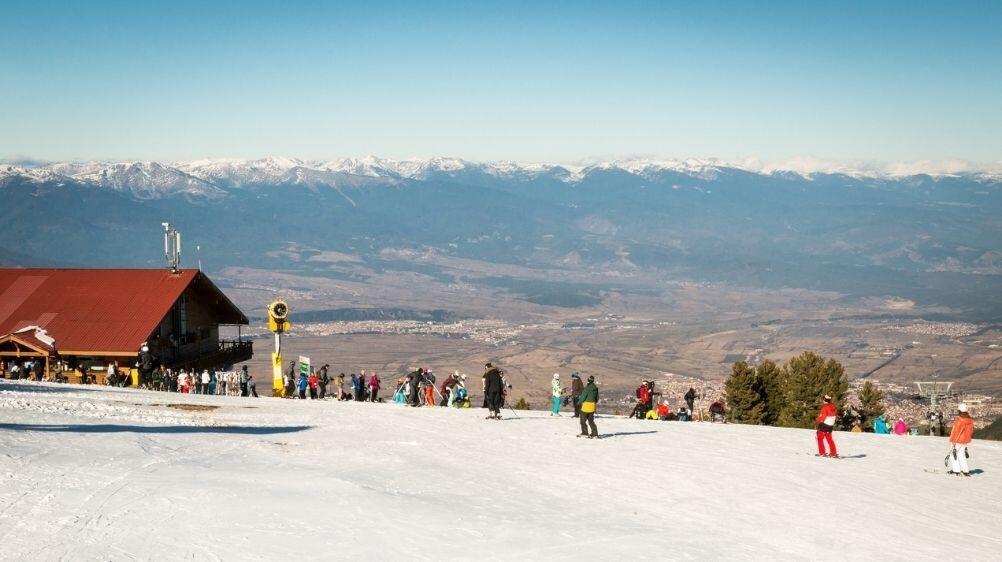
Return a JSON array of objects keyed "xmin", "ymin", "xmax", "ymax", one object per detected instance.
[
  {"xmin": 801, "ymin": 453, "xmax": 865, "ymax": 459},
  {"xmin": 924, "ymin": 468, "xmax": 982, "ymax": 476}
]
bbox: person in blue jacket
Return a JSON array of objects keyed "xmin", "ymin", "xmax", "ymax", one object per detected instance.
[
  {"xmin": 297, "ymin": 371, "xmax": 309, "ymax": 399},
  {"xmin": 873, "ymin": 414, "xmax": 890, "ymax": 434}
]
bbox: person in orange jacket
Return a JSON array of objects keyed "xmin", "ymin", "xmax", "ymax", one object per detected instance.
[
  {"xmin": 948, "ymin": 403, "xmax": 974, "ymax": 476},
  {"xmin": 815, "ymin": 394, "xmax": 839, "ymax": 457}
]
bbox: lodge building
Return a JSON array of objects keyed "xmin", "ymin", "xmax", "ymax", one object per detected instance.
[{"xmin": 0, "ymin": 268, "xmax": 252, "ymax": 383}]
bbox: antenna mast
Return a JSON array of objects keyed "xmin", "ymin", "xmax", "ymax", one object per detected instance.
[{"xmin": 162, "ymin": 222, "xmax": 182, "ymax": 272}]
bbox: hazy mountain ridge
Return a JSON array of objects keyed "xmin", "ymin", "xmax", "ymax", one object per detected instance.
[{"xmin": 1, "ymin": 158, "xmax": 999, "ymax": 320}]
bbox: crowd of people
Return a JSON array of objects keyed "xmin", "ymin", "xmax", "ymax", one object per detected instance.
[{"xmin": 2, "ymin": 354, "xmax": 981, "ymax": 471}]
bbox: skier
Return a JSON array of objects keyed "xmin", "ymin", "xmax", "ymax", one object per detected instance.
[
  {"xmin": 440, "ymin": 372, "xmax": 459, "ymax": 407},
  {"xmin": 947, "ymin": 404, "xmax": 974, "ymax": 476},
  {"xmin": 423, "ymin": 370, "xmax": 436, "ymax": 406},
  {"xmin": 570, "ymin": 373, "xmax": 583, "ymax": 418},
  {"xmin": 246, "ymin": 373, "xmax": 258, "ymax": 397},
  {"xmin": 551, "ymin": 373, "xmax": 562, "ymax": 416},
  {"xmin": 684, "ymin": 387, "xmax": 697, "ymax": 421},
  {"xmin": 408, "ymin": 369, "xmax": 423, "ymax": 407},
  {"xmin": 578, "ymin": 375, "xmax": 599, "ymax": 438},
  {"xmin": 201, "ymin": 369, "xmax": 211, "ymax": 395},
  {"xmin": 483, "ymin": 363, "xmax": 504, "ymax": 419},
  {"xmin": 815, "ymin": 394, "xmax": 839, "ymax": 458}
]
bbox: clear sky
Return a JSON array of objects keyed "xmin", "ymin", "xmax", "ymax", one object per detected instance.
[{"xmin": 2, "ymin": 0, "xmax": 1000, "ymax": 165}]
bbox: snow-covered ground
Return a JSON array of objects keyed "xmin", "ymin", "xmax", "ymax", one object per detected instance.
[{"xmin": 1, "ymin": 380, "xmax": 999, "ymax": 561}]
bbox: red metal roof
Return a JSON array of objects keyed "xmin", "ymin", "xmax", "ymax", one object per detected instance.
[{"xmin": 0, "ymin": 269, "xmax": 243, "ymax": 355}]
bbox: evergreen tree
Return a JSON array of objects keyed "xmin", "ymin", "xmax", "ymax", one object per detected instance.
[
  {"xmin": 856, "ymin": 381, "xmax": 885, "ymax": 432},
  {"xmin": 724, "ymin": 361, "xmax": 766, "ymax": 424},
  {"xmin": 514, "ymin": 397, "xmax": 531, "ymax": 410},
  {"xmin": 777, "ymin": 351, "xmax": 849, "ymax": 429},
  {"xmin": 755, "ymin": 359, "xmax": 785, "ymax": 426}
]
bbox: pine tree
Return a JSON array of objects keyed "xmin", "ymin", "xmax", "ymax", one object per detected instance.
[
  {"xmin": 856, "ymin": 380, "xmax": 885, "ymax": 432},
  {"xmin": 777, "ymin": 351, "xmax": 849, "ymax": 429},
  {"xmin": 514, "ymin": 397, "xmax": 531, "ymax": 410},
  {"xmin": 724, "ymin": 361, "xmax": 766, "ymax": 424},
  {"xmin": 755, "ymin": 359, "xmax": 785, "ymax": 426}
]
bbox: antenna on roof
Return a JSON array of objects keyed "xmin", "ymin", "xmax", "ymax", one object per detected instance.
[{"xmin": 162, "ymin": 222, "xmax": 182, "ymax": 272}]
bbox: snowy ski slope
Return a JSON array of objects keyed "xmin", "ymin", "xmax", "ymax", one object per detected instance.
[{"xmin": 1, "ymin": 380, "xmax": 999, "ymax": 561}]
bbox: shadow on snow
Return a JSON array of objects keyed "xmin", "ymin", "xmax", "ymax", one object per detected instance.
[{"xmin": 0, "ymin": 423, "xmax": 312, "ymax": 435}]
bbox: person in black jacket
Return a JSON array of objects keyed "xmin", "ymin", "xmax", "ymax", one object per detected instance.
[
  {"xmin": 684, "ymin": 387, "xmax": 697, "ymax": 421},
  {"xmin": 318, "ymin": 364, "xmax": 330, "ymax": 400},
  {"xmin": 570, "ymin": 373, "xmax": 584, "ymax": 418},
  {"xmin": 483, "ymin": 363, "xmax": 504, "ymax": 419},
  {"xmin": 578, "ymin": 376, "xmax": 599, "ymax": 438}
]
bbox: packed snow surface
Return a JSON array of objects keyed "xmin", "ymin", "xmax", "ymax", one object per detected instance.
[{"xmin": 1, "ymin": 380, "xmax": 999, "ymax": 560}]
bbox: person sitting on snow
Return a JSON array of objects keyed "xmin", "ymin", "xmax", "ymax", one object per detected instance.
[
  {"xmin": 873, "ymin": 414, "xmax": 890, "ymax": 434},
  {"xmin": 656, "ymin": 400, "xmax": 671, "ymax": 420},
  {"xmin": 709, "ymin": 399, "xmax": 726, "ymax": 422},
  {"xmin": 893, "ymin": 418, "xmax": 909, "ymax": 435}
]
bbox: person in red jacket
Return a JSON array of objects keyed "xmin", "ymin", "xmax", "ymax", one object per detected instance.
[
  {"xmin": 307, "ymin": 371, "xmax": 319, "ymax": 400},
  {"xmin": 656, "ymin": 400, "xmax": 671, "ymax": 420},
  {"xmin": 948, "ymin": 403, "xmax": 974, "ymax": 476},
  {"xmin": 815, "ymin": 395, "xmax": 839, "ymax": 457}
]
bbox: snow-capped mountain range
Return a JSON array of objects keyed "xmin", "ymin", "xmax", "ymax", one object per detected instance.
[{"xmin": 3, "ymin": 156, "xmax": 999, "ymax": 200}]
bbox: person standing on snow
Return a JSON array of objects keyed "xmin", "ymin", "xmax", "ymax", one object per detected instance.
[
  {"xmin": 318, "ymin": 366, "xmax": 330, "ymax": 400},
  {"xmin": 335, "ymin": 373, "xmax": 345, "ymax": 400},
  {"xmin": 285, "ymin": 361, "xmax": 297, "ymax": 398},
  {"xmin": 570, "ymin": 373, "xmax": 583, "ymax": 418},
  {"xmin": 578, "ymin": 375, "xmax": 599, "ymax": 438},
  {"xmin": 483, "ymin": 363, "xmax": 505, "ymax": 419},
  {"xmin": 684, "ymin": 387, "xmax": 697, "ymax": 421},
  {"xmin": 308, "ymin": 370, "xmax": 319, "ymax": 399},
  {"xmin": 297, "ymin": 370, "xmax": 309, "ymax": 399},
  {"xmin": 551, "ymin": 373, "xmax": 563, "ymax": 416},
  {"xmin": 408, "ymin": 369, "xmax": 423, "ymax": 407},
  {"xmin": 369, "ymin": 372, "xmax": 381, "ymax": 402},
  {"xmin": 423, "ymin": 370, "xmax": 436, "ymax": 407},
  {"xmin": 815, "ymin": 394, "xmax": 839, "ymax": 457},
  {"xmin": 357, "ymin": 371, "xmax": 368, "ymax": 402},
  {"xmin": 947, "ymin": 404, "xmax": 974, "ymax": 476}
]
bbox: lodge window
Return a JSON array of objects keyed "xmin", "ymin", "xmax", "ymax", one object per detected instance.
[{"xmin": 172, "ymin": 294, "xmax": 188, "ymax": 342}]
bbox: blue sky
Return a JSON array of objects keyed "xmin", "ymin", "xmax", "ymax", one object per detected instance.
[{"xmin": 2, "ymin": 0, "xmax": 1000, "ymax": 164}]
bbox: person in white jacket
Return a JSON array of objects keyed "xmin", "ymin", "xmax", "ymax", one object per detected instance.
[{"xmin": 551, "ymin": 373, "xmax": 562, "ymax": 416}]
